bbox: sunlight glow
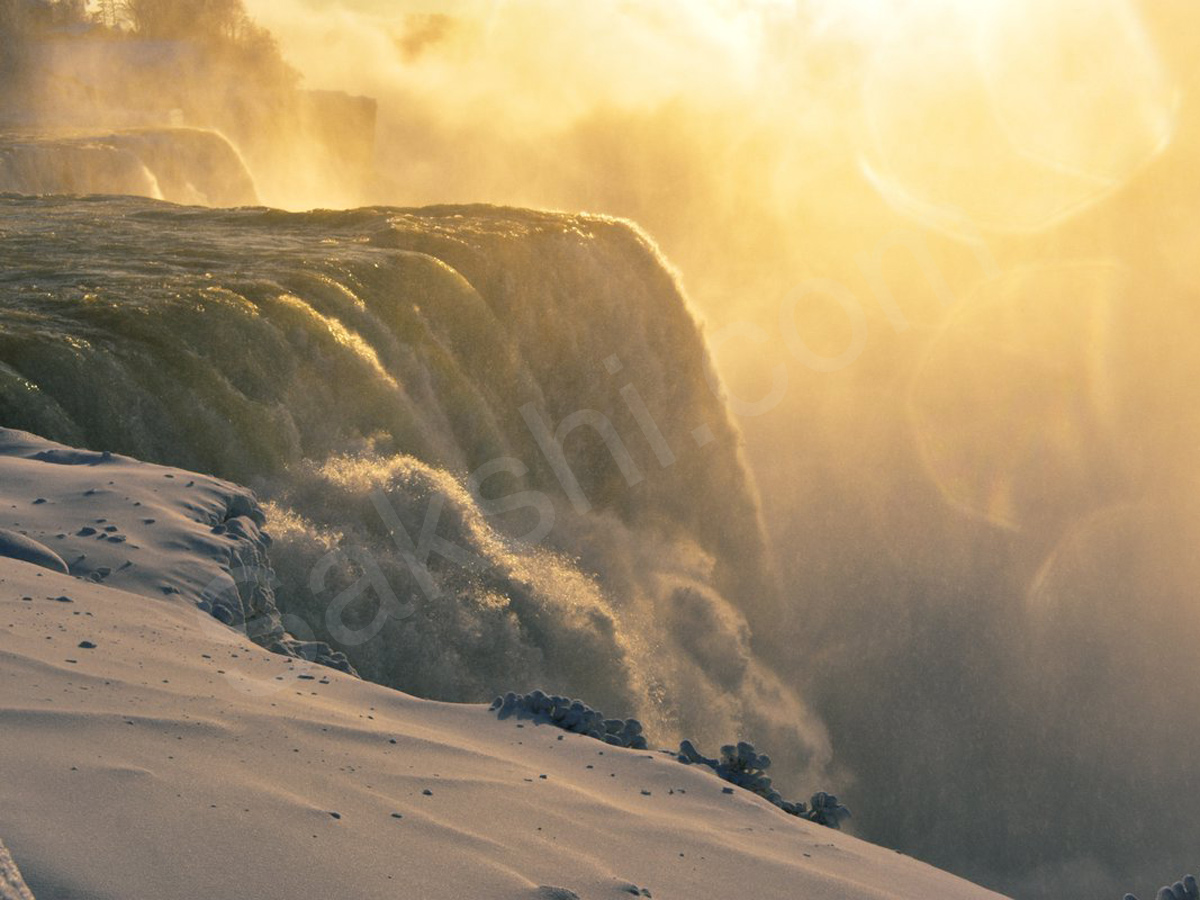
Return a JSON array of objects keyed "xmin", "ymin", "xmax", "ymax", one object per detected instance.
[{"xmin": 854, "ymin": 0, "xmax": 1177, "ymax": 235}]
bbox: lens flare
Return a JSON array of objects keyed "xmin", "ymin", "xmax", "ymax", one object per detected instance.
[{"xmin": 857, "ymin": 0, "xmax": 1177, "ymax": 235}]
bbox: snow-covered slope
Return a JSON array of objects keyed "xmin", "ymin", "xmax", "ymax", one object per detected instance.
[
  {"xmin": 0, "ymin": 426, "xmax": 279, "ymax": 617},
  {"xmin": 0, "ymin": 430, "xmax": 1009, "ymax": 899},
  {"xmin": 0, "ymin": 428, "xmax": 349, "ymax": 672}
]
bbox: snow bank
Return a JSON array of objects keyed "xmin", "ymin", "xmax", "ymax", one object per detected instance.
[
  {"xmin": 0, "ymin": 436, "xmax": 1010, "ymax": 899},
  {"xmin": 0, "ymin": 427, "xmax": 350, "ymax": 673},
  {"xmin": 492, "ymin": 691, "xmax": 850, "ymax": 828}
]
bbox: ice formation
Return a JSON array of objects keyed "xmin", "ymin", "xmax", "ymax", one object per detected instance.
[
  {"xmin": 1125, "ymin": 874, "xmax": 1200, "ymax": 900},
  {"xmin": 490, "ymin": 690, "xmax": 648, "ymax": 750}
]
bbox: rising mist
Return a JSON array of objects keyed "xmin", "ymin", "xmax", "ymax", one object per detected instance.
[{"xmin": 242, "ymin": 2, "xmax": 1199, "ymax": 896}]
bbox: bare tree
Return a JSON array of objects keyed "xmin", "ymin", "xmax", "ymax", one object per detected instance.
[
  {"xmin": 52, "ymin": 0, "xmax": 85, "ymax": 24},
  {"xmin": 96, "ymin": 0, "xmax": 121, "ymax": 29},
  {"xmin": 124, "ymin": 0, "xmax": 247, "ymax": 42}
]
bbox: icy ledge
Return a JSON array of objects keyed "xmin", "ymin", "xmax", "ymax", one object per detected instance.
[{"xmin": 0, "ymin": 428, "xmax": 351, "ymax": 674}]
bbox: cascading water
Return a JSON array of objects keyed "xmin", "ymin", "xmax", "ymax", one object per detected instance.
[
  {"xmin": 0, "ymin": 128, "xmax": 258, "ymax": 206},
  {"xmin": 0, "ymin": 193, "xmax": 829, "ymax": 789}
]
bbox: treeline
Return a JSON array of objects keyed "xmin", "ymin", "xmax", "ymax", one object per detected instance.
[
  {"xmin": 4, "ymin": 0, "xmax": 273, "ymax": 43},
  {"xmin": 1, "ymin": 0, "xmax": 87, "ymax": 35},
  {"xmin": 0, "ymin": 0, "xmax": 376, "ymax": 207},
  {"xmin": 1, "ymin": 0, "xmax": 294, "ymax": 86},
  {"xmin": 110, "ymin": 0, "xmax": 287, "ymax": 69}
]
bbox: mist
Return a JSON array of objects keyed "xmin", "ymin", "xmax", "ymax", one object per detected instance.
[
  {"xmin": 236, "ymin": 2, "xmax": 1200, "ymax": 897},
  {"xmin": 6, "ymin": 0, "xmax": 1200, "ymax": 897}
]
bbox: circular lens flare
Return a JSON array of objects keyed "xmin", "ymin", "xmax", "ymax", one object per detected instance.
[{"xmin": 855, "ymin": 0, "xmax": 1177, "ymax": 236}]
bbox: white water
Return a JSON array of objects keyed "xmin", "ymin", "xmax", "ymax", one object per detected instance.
[
  {"xmin": 0, "ymin": 193, "xmax": 829, "ymax": 790},
  {"xmin": 0, "ymin": 129, "xmax": 258, "ymax": 206}
]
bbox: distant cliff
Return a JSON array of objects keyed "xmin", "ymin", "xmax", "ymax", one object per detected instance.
[
  {"xmin": 1, "ymin": 12, "xmax": 377, "ymax": 206},
  {"xmin": 0, "ymin": 128, "xmax": 259, "ymax": 205}
]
